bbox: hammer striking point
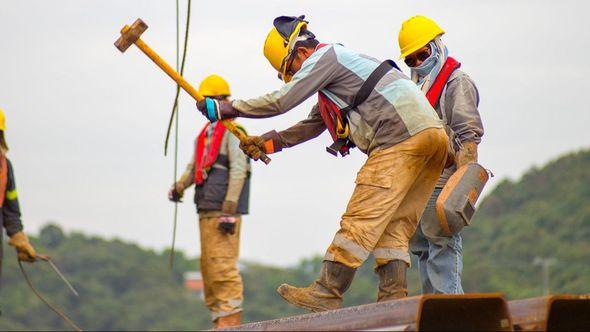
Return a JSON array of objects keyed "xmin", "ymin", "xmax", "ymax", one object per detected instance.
[{"xmin": 114, "ymin": 18, "xmax": 148, "ymax": 53}]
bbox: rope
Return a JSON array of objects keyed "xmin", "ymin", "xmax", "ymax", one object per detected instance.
[
  {"xmin": 167, "ymin": 0, "xmax": 192, "ymax": 270},
  {"xmin": 164, "ymin": 0, "xmax": 192, "ymax": 156},
  {"xmin": 18, "ymin": 260, "xmax": 83, "ymax": 331}
]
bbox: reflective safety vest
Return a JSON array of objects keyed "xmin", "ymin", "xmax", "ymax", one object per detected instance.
[
  {"xmin": 0, "ymin": 156, "xmax": 7, "ymax": 207},
  {"xmin": 315, "ymin": 44, "xmax": 400, "ymax": 157},
  {"xmin": 193, "ymin": 122, "xmax": 251, "ymax": 215},
  {"xmin": 425, "ymin": 56, "xmax": 461, "ymax": 108},
  {"xmin": 194, "ymin": 122, "xmax": 227, "ymax": 185}
]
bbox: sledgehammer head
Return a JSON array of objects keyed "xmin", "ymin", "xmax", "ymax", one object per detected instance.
[{"xmin": 114, "ymin": 18, "xmax": 148, "ymax": 52}]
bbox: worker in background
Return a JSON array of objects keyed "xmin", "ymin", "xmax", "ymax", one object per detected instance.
[
  {"xmin": 398, "ymin": 15, "xmax": 484, "ymax": 294},
  {"xmin": 168, "ymin": 75, "xmax": 250, "ymax": 328},
  {"xmin": 0, "ymin": 109, "xmax": 37, "ymax": 286},
  {"xmin": 196, "ymin": 15, "xmax": 448, "ymax": 312}
]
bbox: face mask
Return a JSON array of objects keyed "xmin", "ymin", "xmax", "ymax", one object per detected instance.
[{"xmin": 413, "ymin": 43, "xmax": 437, "ymax": 78}]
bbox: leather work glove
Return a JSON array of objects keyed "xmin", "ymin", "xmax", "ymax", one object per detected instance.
[
  {"xmin": 168, "ymin": 182, "xmax": 185, "ymax": 202},
  {"xmin": 455, "ymin": 141, "xmax": 478, "ymax": 169},
  {"xmin": 239, "ymin": 136, "xmax": 266, "ymax": 161},
  {"xmin": 218, "ymin": 215, "xmax": 237, "ymax": 235},
  {"xmin": 8, "ymin": 231, "xmax": 37, "ymax": 262},
  {"xmin": 219, "ymin": 200, "xmax": 238, "ymax": 235},
  {"xmin": 196, "ymin": 98, "xmax": 240, "ymax": 123}
]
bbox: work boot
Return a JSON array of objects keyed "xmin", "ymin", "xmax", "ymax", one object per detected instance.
[
  {"xmin": 277, "ymin": 261, "xmax": 356, "ymax": 312},
  {"xmin": 376, "ymin": 260, "xmax": 408, "ymax": 302},
  {"xmin": 214, "ymin": 312, "xmax": 241, "ymax": 329}
]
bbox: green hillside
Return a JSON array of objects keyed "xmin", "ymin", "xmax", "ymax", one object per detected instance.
[
  {"xmin": 462, "ymin": 149, "xmax": 590, "ymax": 297},
  {"xmin": 0, "ymin": 149, "xmax": 588, "ymax": 330}
]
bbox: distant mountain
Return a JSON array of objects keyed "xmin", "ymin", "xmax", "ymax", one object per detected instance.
[{"xmin": 0, "ymin": 149, "xmax": 588, "ymax": 330}]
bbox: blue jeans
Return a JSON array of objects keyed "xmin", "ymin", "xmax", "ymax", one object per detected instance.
[{"xmin": 410, "ymin": 188, "xmax": 464, "ymax": 294}]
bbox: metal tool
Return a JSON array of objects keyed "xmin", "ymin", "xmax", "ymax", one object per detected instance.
[
  {"xmin": 114, "ymin": 18, "xmax": 271, "ymax": 165},
  {"xmin": 36, "ymin": 254, "xmax": 79, "ymax": 297},
  {"xmin": 18, "ymin": 253, "xmax": 82, "ymax": 331}
]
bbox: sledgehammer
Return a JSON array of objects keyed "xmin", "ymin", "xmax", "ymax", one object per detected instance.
[{"xmin": 114, "ymin": 18, "xmax": 271, "ymax": 164}]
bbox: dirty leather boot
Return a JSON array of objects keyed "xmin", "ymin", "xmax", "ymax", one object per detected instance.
[
  {"xmin": 215, "ymin": 312, "xmax": 241, "ymax": 329},
  {"xmin": 277, "ymin": 261, "xmax": 356, "ymax": 312},
  {"xmin": 376, "ymin": 260, "xmax": 408, "ymax": 302}
]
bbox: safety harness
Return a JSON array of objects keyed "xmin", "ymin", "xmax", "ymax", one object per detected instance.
[
  {"xmin": 425, "ymin": 56, "xmax": 461, "ymax": 108},
  {"xmin": 194, "ymin": 121, "xmax": 227, "ymax": 184},
  {"xmin": 316, "ymin": 44, "xmax": 400, "ymax": 156}
]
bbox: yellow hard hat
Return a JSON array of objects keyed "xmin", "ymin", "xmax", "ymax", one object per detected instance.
[
  {"xmin": 198, "ymin": 74, "xmax": 231, "ymax": 97},
  {"xmin": 263, "ymin": 15, "xmax": 309, "ymax": 82},
  {"xmin": 398, "ymin": 15, "xmax": 445, "ymax": 59},
  {"xmin": 0, "ymin": 109, "xmax": 5, "ymax": 132}
]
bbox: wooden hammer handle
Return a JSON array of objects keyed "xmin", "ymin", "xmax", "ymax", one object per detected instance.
[{"xmin": 133, "ymin": 39, "xmax": 271, "ymax": 165}]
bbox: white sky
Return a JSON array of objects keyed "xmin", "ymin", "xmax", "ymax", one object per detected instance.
[{"xmin": 1, "ymin": 0, "xmax": 588, "ymax": 266}]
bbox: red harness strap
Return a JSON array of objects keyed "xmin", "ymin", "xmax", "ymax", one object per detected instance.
[
  {"xmin": 425, "ymin": 56, "xmax": 461, "ymax": 107},
  {"xmin": 315, "ymin": 43, "xmax": 337, "ymax": 136},
  {"xmin": 194, "ymin": 122, "xmax": 227, "ymax": 185},
  {"xmin": 317, "ymin": 92, "xmax": 338, "ymax": 141},
  {"xmin": 314, "ymin": 43, "xmax": 351, "ymax": 156}
]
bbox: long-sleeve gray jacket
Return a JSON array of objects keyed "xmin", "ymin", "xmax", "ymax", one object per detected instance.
[
  {"xmin": 232, "ymin": 44, "xmax": 443, "ymax": 155},
  {"xmin": 436, "ymin": 69, "xmax": 484, "ymax": 187}
]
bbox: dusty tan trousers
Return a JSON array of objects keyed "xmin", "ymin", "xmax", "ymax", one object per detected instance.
[
  {"xmin": 324, "ymin": 128, "xmax": 449, "ymax": 268},
  {"xmin": 199, "ymin": 214, "xmax": 243, "ymax": 321}
]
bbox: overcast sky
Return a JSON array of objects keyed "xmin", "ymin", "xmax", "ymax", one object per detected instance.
[{"xmin": 1, "ymin": 0, "xmax": 588, "ymax": 266}]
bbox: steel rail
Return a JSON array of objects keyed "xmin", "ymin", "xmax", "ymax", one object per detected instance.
[
  {"xmin": 224, "ymin": 293, "xmax": 512, "ymax": 331},
  {"xmin": 508, "ymin": 294, "xmax": 590, "ymax": 331}
]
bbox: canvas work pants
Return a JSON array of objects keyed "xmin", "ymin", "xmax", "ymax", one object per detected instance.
[
  {"xmin": 324, "ymin": 128, "xmax": 449, "ymax": 268},
  {"xmin": 199, "ymin": 213, "xmax": 243, "ymax": 322}
]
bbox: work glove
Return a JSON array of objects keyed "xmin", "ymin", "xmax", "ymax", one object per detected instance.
[
  {"xmin": 455, "ymin": 141, "xmax": 478, "ymax": 169},
  {"xmin": 219, "ymin": 200, "xmax": 238, "ymax": 235},
  {"xmin": 218, "ymin": 215, "xmax": 237, "ymax": 235},
  {"xmin": 168, "ymin": 182, "xmax": 185, "ymax": 202},
  {"xmin": 196, "ymin": 98, "xmax": 240, "ymax": 123},
  {"xmin": 239, "ymin": 136, "xmax": 267, "ymax": 161},
  {"xmin": 8, "ymin": 231, "xmax": 37, "ymax": 262}
]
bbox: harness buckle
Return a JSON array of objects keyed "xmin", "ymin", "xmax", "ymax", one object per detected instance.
[
  {"xmin": 335, "ymin": 118, "xmax": 350, "ymax": 139},
  {"xmin": 326, "ymin": 139, "xmax": 350, "ymax": 157}
]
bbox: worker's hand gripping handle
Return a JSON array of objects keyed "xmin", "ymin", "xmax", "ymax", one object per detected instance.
[
  {"xmin": 114, "ymin": 18, "xmax": 270, "ymax": 165},
  {"xmin": 192, "ymin": 96, "xmax": 271, "ymax": 165},
  {"xmin": 222, "ymin": 122, "xmax": 271, "ymax": 165}
]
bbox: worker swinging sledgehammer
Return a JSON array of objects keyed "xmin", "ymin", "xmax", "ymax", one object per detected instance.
[
  {"xmin": 398, "ymin": 15, "xmax": 486, "ymax": 294},
  {"xmin": 168, "ymin": 75, "xmax": 250, "ymax": 329},
  {"xmin": 195, "ymin": 15, "xmax": 449, "ymax": 311},
  {"xmin": 113, "ymin": 18, "xmax": 270, "ymax": 165}
]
